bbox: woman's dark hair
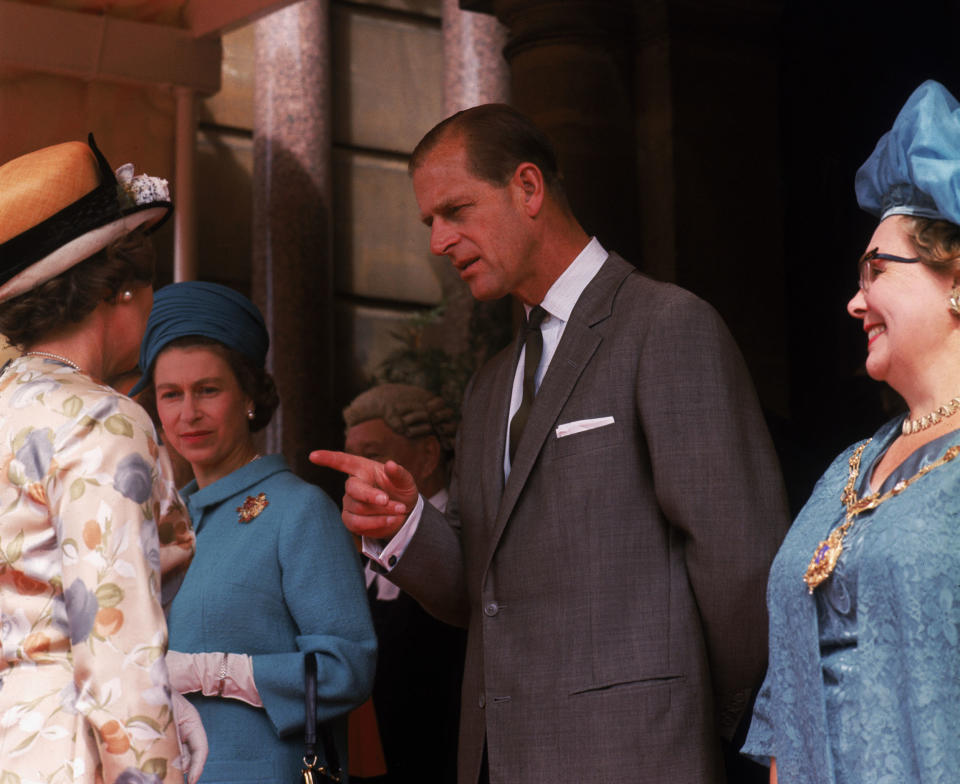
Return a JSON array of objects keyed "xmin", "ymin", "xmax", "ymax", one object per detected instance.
[
  {"xmin": 138, "ymin": 335, "xmax": 279, "ymax": 433},
  {"xmin": 0, "ymin": 229, "xmax": 155, "ymax": 348},
  {"xmin": 906, "ymin": 217, "xmax": 960, "ymax": 273},
  {"xmin": 409, "ymin": 103, "xmax": 569, "ymax": 207}
]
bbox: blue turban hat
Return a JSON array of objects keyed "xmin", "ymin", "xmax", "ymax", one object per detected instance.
[
  {"xmin": 130, "ymin": 281, "xmax": 269, "ymax": 395},
  {"xmin": 856, "ymin": 80, "xmax": 960, "ymax": 225}
]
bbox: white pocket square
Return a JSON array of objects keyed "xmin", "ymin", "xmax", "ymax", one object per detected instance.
[{"xmin": 555, "ymin": 416, "xmax": 615, "ymax": 438}]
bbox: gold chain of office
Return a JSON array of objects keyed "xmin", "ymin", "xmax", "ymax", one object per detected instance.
[{"xmin": 802, "ymin": 439, "xmax": 960, "ymax": 593}]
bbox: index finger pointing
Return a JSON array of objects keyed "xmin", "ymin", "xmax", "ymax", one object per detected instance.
[{"xmin": 309, "ymin": 449, "xmax": 373, "ymax": 477}]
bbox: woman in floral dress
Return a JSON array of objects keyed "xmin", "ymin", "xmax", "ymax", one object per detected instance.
[{"xmin": 0, "ymin": 137, "xmax": 203, "ymax": 783}]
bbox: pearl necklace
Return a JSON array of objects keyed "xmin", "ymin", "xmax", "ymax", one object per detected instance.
[
  {"xmin": 902, "ymin": 396, "xmax": 960, "ymax": 435},
  {"xmin": 26, "ymin": 350, "xmax": 81, "ymax": 372}
]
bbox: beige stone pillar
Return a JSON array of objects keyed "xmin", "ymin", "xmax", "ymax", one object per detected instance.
[
  {"xmin": 481, "ymin": 0, "xmax": 787, "ymax": 416},
  {"xmin": 491, "ymin": 0, "xmax": 640, "ymax": 264},
  {"xmin": 443, "ymin": 0, "xmax": 510, "ymax": 115},
  {"xmin": 435, "ymin": 0, "xmax": 515, "ymax": 364},
  {"xmin": 252, "ymin": 0, "xmax": 336, "ymax": 486}
]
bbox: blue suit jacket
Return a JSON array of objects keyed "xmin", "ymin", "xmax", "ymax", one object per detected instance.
[{"xmin": 167, "ymin": 455, "xmax": 376, "ymax": 783}]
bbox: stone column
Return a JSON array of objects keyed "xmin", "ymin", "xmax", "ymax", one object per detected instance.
[
  {"xmin": 633, "ymin": 0, "xmax": 787, "ymax": 416},
  {"xmin": 443, "ymin": 0, "xmax": 510, "ymax": 115},
  {"xmin": 472, "ymin": 0, "xmax": 786, "ymax": 418},
  {"xmin": 488, "ymin": 0, "xmax": 640, "ymax": 265},
  {"xmin": 426, "ymin": 2, "xmax": 514, "ymax": 378},
  {"xmin": 253, "ymin": 0, "xmax": 336, "ymax": 487}
]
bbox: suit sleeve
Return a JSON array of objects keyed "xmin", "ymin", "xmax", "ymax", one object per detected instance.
[
  {"xmin": 251, "ymin": 487, "xmax": 377, "ymax": 732},
  {"xmin": 635, "ymin": 290, "xmax": 790, "ymax": 738},
  {"xmin": 385, "ymin": 381, "xmax": 474, "ymax": 629}
]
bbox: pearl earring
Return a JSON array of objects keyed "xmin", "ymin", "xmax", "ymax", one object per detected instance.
[
  {"xmin": 121, "ymin": 290, "xmax": 133, "ymax": 302},
  {"xmin": 949, "ymin": 287, "xmax": 960, "ymax": 318},
  {"xmin": 247, "ymin": 409, "xmax": 255, "ymax": 420}
]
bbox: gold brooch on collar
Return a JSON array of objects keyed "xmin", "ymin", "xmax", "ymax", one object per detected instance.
[{"xmin": 237, "ymin": 492, "xmax": 269, "ymax": 523}]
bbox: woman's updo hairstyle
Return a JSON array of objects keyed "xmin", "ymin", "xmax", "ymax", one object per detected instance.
[{"xmin": 0, "ymin": 229, "xmax": 154, "ymax": 348}]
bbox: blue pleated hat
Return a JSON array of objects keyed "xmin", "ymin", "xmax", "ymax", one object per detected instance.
[
  {"xmin": 856, "ymin": 80, "xmax": 960, "ymax": 225},
  {"xmin": 130, "ymin": 281, "xmax": 268, "ymax": 395}
]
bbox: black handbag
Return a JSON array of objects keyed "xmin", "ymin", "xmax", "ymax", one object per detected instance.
[{"xmin": 301, "ymin": 653, "xmax": 343, "ymax": 784}]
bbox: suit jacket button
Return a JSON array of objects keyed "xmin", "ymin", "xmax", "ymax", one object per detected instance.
[
  {"xmin": 484, "ymin": 602, "xmax": 499, "ymax": 617},
  {"xmin": 478, "ymin": 695, "xmax": 486, "ymax": 708}
]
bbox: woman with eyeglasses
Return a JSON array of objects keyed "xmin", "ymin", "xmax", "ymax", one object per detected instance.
[{"xmin": 742, "ymin": 80, "xmax": 960, "ymax": 783}]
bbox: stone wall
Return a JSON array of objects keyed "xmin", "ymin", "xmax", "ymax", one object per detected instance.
[{"xmin": 191, "ymin": 0, "xmax": 446, "ymax": 480}]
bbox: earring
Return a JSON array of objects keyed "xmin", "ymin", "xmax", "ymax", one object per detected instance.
[
  {"xmin": 949, "ymin": 287, "xmax": 960, "ymax": 318},
  {"xmin": 247, "ymin": 408, "xmax": 255, "ymax": 420},
  {"xmin": 121, "ymin": 290, "xmax": 133, "ymax": 302}
]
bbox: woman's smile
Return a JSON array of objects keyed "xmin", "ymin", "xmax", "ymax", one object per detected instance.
[{"xmin": 866, "ymin": 323, "xmax": 886, "ymax": 346}]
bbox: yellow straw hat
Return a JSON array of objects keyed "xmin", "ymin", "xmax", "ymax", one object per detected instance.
[{"xmin": 0, "ymin": 134, "xmax": 171, "ymax": 303}]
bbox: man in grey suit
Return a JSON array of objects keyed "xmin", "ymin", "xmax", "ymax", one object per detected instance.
[{"xmin": 313, "ymin": 104, "xmax": 789, "ymax": 783}]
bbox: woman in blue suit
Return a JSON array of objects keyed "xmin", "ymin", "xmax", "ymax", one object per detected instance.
[{"xmin": 133, "ymin": 281, "xmax": 376, "ymax": 783}]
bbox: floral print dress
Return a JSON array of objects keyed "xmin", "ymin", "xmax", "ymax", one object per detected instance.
[{"xmin": 0, "ymin": 355, "xmax": 194, "ymax": 784}]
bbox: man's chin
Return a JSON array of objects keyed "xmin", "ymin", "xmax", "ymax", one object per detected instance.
[{"xmin": 466, "ymin": 280, "xmax": 506, "ymax": 302}]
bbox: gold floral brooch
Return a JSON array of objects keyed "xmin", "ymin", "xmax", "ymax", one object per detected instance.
[{"xmin": 237, "ymin": 492, "xmax": 269, "ymax": 523}]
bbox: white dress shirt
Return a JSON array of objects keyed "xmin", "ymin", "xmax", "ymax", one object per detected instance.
[
  {"xmin": 365, "ymin": 237, "xmax": 608, "ymax": 570},
  {"xmin": 364, "ymin": 488, "xmax": 448, "ymax": 599}
]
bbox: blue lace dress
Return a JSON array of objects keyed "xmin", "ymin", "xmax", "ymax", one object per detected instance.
[{"xmin": 743, "ymin": 417, "xmax": 960, "ymax": 783}]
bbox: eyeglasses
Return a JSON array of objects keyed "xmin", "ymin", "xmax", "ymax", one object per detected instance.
[{"xmin": 858, "ymin": 247, "xmax": 921, "ymax": 291}]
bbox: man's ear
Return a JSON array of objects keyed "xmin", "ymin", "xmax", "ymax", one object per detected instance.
[
  {"xmin": 419, "ymin": 435, "xmax": 442, "ymax": 478},
  {"xmin": 512, "ymin": 162, "xmax": 545, "ymax": 217}
]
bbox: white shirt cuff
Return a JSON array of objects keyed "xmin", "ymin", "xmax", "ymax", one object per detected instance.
[{"xmin": 361, "ymin": 494, "xmax": 424, "ymax": 571}]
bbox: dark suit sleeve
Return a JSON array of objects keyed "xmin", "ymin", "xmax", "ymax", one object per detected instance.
[
  {"xmin": 635, "ymin": 289, "xmax": 790, "ymax": 739},
  {"xmin": 388, "ymin": 500, "xmax": 470, "ymax": 628}
]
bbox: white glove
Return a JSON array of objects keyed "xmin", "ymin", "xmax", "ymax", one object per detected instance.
[
  {"xmin": 166, "ymin": 650, "xmax": 263, "ymax": 707},
  {"xmin": 171, "ymin": 690, "xmax": 208, "ymax": 784}
]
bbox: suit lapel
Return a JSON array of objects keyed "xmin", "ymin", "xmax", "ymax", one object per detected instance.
[{"xmin": 483, "ymin": 254, "xmax": 633, "ymax": 569}]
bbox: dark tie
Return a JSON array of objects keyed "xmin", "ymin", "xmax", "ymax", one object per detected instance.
[{"xmin": 509, "ymin": 305, "xmax": 547, "ymax": 462}]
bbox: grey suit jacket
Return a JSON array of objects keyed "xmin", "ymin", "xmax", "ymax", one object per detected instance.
[{"xmin": 390, "ymin": 253, "xmax": 789, "ymax": 783}]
